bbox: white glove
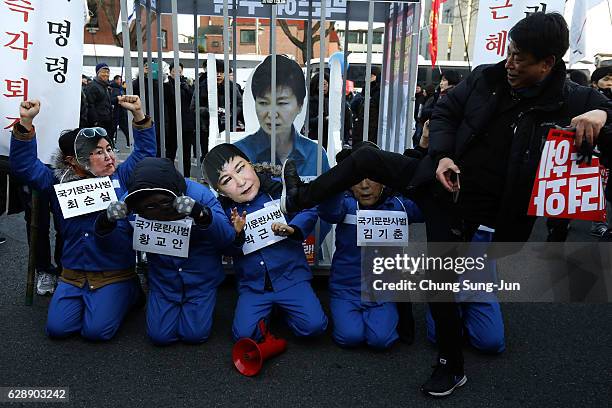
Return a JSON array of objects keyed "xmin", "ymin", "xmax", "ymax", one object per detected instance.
[
  {"xmin": 173, "ymin": 195, "xmax": 196, "ymax": 215},
  {"xmin": 107, "ymin": 201, "xmax": 128, "ymax": 221}
]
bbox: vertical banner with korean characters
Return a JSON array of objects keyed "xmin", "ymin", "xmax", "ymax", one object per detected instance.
[
  {"xmin": 1, "ymin": 0, "xmax": 86, "ymax": 163},
  {"xmin": 356, "ymin": 210, "xmax": 409, "ymax": 247},
  {"xmin": 472, "ymin": 0, "xmax": 565, "ymax": 68},
  {"xmin": 528, "ymin": 128, "xmax": 606, "ymax": 221},
  {"xmin": 242, "ymin": 204, "xmax": 287, "ymax": 255},
  {"xmin": 133, "ymin": 215, "xmax": 192, "ymax": 258}
]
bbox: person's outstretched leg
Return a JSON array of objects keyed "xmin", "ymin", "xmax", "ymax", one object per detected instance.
[{"xmin": 281, "ymin": 146, "xmax": 421, "ymax": 213}]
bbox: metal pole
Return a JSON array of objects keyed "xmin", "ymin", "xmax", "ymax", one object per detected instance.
[
  {"xmin": 377, "ymin": 4, "xmax": 391, "ymax": 147},
  {"xmin": 194, "ymin": 0, "xmax": 202, "ymax": 178},
  {"xmin": 404, "ymin": 1, "xmax": 421, "ymax": 151},
  {"xmin": 393, "ymin": 3, "xmax": 409, "ymax": 152},
  {"xmin": 317, "ymin": 0, "xmax": 326, "ymax": 175},
  {"xmin": 386, "ymin": 3, "xmax": 399, "ymax": 152},
  {"xmin": 362, "ymin": 0, "xmax": 375, "ymax": 144},
  {"xmin": 223, "ymin": 0, "xmax": 231, "ymax": 143},
  {"xmin": 270, "ymin": 4, "xmax": 277, "ymax": 165},
  {"xmin": 303, "ymin": 0, "xmax": 313, "ymax": 140},
  {"xmin": 25, "ymin": 190, "xmax": 39, "ymax": 305},
  {"xmin": 135, "ymin": 3, "xmax": 147, "ymax": 116},
  {"xmin": 146, "ymin": 0, "xmax": 155, "ymax": 123},
  {"xmin": 120, "ymin": 0, "xmax": 134, "ymax": 146},
  {"xmin": 232, "ymin": 0, "xmax": 238, "ymax": 132},
  {"xmin": 171, "ymin": 0, "xmax": 184, "ymax": 173},
  {"xmin": 156, "ymin": 7, "xmax": 166, "ymax": 157},
  {"xmin": 339, "ymin": 1, "xmax": 350, "ymax": 145}
]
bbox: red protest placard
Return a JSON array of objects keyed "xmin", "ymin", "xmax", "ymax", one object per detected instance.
[{"xmin": 528, "ymin": 128, "xmax": 606, "ymax": 221}]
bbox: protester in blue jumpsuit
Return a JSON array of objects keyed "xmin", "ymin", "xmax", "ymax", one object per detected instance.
[
  {"xmin": 203, "ymin": 143, "xmax": 328, "ymax": 341},
  {"xmin": 10, "ymin": 96, "xmax": 156, "ymax": 341},
  {"xmin": 96, "ymin": 158, "xmax": 241, "ymax": 345},
  {"xmin": 318, "ymin": 142, "xmax": 424, "ymax": 349}
]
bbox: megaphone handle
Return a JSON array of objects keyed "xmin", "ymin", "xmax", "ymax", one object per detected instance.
[{"xmin": 258, "ymin": 319, "xmax": 268, "ymax": 338}]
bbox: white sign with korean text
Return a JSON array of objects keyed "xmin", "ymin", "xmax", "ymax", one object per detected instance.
[
  {"xmin": 473, "ymin": 0, "xmax": 565, "ymax": 67},
  {"xmin": 356, "ymin": 210, "xmax": 408, "ymax": 247},
  {"xmin": 54, "ymin": 177, "xmax": 117, "ymax": 219},
  {"xmin": 1, "ymin": 1, "xmax": 85, "ymax": 163},
  {"xmin": 242, "ymin": 204, "xmax": 287, "ymax": 255},
  {"xmin": 133, "ymin": 215, "xmax": 192, "ymax": 258}
]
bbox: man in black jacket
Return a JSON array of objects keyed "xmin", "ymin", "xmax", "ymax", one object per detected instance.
[
  {"xmin": 190, "ymin": 59, "xmax": 243, "ymax": 157},
  {"xmin": 164, "ymin": 62, "xmax": 195, "ymax": 176},
  {"xmin": 280, "ymin": 12, "xmax": 612, "ymax": 397},
  {"xmin": 85, "ymin": 62, "xmax": 114, "ymax": 137}
]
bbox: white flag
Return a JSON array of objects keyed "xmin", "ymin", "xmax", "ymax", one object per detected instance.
[
  {"xmin": 116, "ymin": 0, "xmax": 137, "ymax": 35},
  {"xmin": 569, "ymin": 0, "xmax": 607, "ymax": 66}
]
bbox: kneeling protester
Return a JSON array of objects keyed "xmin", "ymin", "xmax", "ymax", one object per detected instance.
[
  {"xmin": 203, "ymin": 144, "xmax": 328, "ymax": 342},
  {"xmin": 96, "ymin": 158, "xmax": 241, "ymax": 345}
]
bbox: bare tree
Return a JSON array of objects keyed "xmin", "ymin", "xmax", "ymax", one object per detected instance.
[
  {"xmin": 278, "ymin": 20, "xmax": 336, "ymax": 65},
  {"xmin": 92, "ymin": 0, "xmax": 147, "ymax": 49}
]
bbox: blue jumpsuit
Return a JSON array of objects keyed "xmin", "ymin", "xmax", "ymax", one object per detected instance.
[
  {"xmin": 319, "ymin": 191, "xmax": 423, "ymax": 349},
  {"xmin": 10, "ymin": 122, "xmax": 157, "ymax": 341},
  {"xmin": 223, "ymin": 191, "xmax": 328, "ymax": 341},
  {"xmin": 142, "ymin": 181, "xmax": 237, "ymax": 345},
  {"xmin": 425, "ymin": 226, "xmax": 506, "ymax": 353}
]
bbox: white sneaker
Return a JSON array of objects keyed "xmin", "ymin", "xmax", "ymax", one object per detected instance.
[{"xmin": 36, "ymin": 272, "xmax": 57, "ymax": 296}]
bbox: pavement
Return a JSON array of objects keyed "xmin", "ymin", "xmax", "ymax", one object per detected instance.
[{"xmin": 1, "ymin": 205, "xmax": 611, "ymax": 407}]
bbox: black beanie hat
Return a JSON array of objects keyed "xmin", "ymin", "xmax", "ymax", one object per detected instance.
[
  {"xmin": 591, "ymin": 66, "xmax": 612, "ymax": 84},
  {"xmin": 125, "ymin": 158, "xmax": 186, "ymax": 208},
  {"xmin": 203, "ymin": 143, "xmax": 250, "ymax": 188}
]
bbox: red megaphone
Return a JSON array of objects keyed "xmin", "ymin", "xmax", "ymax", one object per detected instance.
[{"xmin": 232, "ymin": 320, "xmax": 287, "ymax": 376}]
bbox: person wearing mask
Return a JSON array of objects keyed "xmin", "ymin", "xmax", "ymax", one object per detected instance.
[{"xmin": 10, "ymin": 96, "xmax": 157, "ymax": 341}]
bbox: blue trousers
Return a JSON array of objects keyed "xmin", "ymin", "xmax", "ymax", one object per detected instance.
[
  {"xmin": 232, "ymin": 281, "xmax": 328, "ymax": 341},
  {"xmin": 146, "ymin": 289, "xmax": 217, "ymax": 346},
  {"xmin": 46, "ymin": 279, "xmax": 140, "ymax": 341},
  {"xmin": 426, "ymin": 301, "xmax": 505, "ymax": 353},
  {"xmin": 330, "ymin": 297, "xmax": 398, "ymax": 349}
]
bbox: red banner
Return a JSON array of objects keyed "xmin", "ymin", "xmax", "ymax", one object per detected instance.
[
  {"xmin": 429, "ymin": 0, "xmax": 441, "ymax": 68},
  {"xmin": 528, "ymin": 128, "xmax": 606, "ymax": 222}
]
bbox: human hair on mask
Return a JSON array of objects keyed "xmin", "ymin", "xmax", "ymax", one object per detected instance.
[{"xmin": 251, "ymin": 55, "xmax": 306, "ymax": 104}]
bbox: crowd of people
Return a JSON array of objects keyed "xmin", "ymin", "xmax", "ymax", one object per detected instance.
[{"xmin": 1, "ymin": 11, "xmax": 612, "ymax": 399}]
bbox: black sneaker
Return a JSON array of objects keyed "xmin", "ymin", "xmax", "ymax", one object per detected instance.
[
  {"xmin": 0, "ymin": 236, "xmax": 6, "ymax": 245},
  {"xmin": 280, "ymin": 159, "xmax": 302, "ymax": 214},
  {"xmin": 421, "ymin": 358, "xmax": 467, "ymax": 398}
]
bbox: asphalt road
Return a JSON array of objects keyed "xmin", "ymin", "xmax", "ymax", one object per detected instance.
[{"xmin": 0, "ymin": 162, "xmax": 610, "ymax": 407}]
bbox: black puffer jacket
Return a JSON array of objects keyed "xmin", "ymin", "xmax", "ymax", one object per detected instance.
[
  {"xmin": 85, "ymin": 77, "xmax": 112, "ymax": 126},
  {"xmin": 428, "ymin": 60, "xmax": 612, "ymax": 242}
]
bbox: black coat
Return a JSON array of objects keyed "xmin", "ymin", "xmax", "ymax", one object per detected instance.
[
  {"xmin": 190, "ymin": 73, "xmax": 243, "ymax": 133},
  {"xmin": 84, "ymin": 77, "xmax": 112, "ymax": 126},
  {"xmin": 427, "ymin": 60, "xmax": 612, "ymax": 242},
  {"xmin": 164, "ymin": 76, "xmax": 195, "ymax": 134}
]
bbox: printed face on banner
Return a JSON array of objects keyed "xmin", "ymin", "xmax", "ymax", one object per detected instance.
[
  {"xmin": 528, "ymin": 129, "xmax": 606, "ymax": 222},
  {"xmin": 242, "ymin": 204, "xmax": 288, "ymax": 255},
  {"xmin": 133, "ymin": 215, "xmax": 192, "ymax": 258},
  {"xmin": 356, "ymin": 210, "xmax": 409, "ymax": 247},
  {"xmin": 53, "ymin": 177, "xmax": 118, "ymax": 219},
  {"xmin": 235, "ymin": 56, "xmax": 313, "ymax": 170}
]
